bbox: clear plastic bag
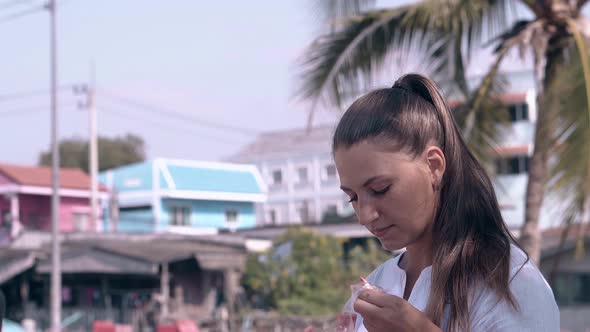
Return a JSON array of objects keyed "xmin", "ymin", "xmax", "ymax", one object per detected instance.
[
  {"xmin": 321, "ymin": 277, "xmax": 383, "ymax": 332},
  {"xmin": 342, "ymin": 277, "xmax": 382, "ymax": 314}
]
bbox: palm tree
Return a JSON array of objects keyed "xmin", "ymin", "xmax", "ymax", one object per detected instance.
[{"xmin": 297, "ymin": 0, "xmax": 590, "ymax": 263}]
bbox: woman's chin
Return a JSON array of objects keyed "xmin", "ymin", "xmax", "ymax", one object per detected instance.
[{"xmin": 378, "ymin": 237, "xmax": 406, "ymax": 252}]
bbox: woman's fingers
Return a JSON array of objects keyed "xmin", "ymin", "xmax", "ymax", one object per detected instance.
[
  {"xmin": 354, "ymin": 298, "xmax": 389, "ymax": 322},
  {"xmin": 358, "ymin": 288, "xmax": 403, "ymax": 308}
]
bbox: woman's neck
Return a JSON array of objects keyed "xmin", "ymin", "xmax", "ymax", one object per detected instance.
[
  {"xmin": 400, "ymin": 232, "xmax": 434, "ymax": 276},
  {"xmin": 399, "ymin": 234, "xmax": 434, "ymax": 300}
]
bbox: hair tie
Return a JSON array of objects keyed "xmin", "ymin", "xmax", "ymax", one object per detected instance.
[{"xmin": 391, "ymin": 84, "xmax": 409, "ymax": 92}]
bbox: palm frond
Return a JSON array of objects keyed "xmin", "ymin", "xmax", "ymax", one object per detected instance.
[
  {"xmin": 452, "ymin": 51, "xmax": 509, "ymax": 164},
  {"xmin": 402, "ymin": 0, "xmax": 516, "ymax": 96},
  {"xmin": 547, "ymin": 46, "xmax": 590, "ymax": 233},
  {"xmin": 297, "ymin": 6, "xmax": 416, "ymax": 128},
  {"xmin": 297, "ymin": 0, "xmax": 519, "ymax": 128},
  {"xmin": 518, "ymin": 0, "xmax": 544, "ymax": 17},
  {"xmin": 312, "ymin": 0, "xmax": 376, "ymax": 30},
  {"xmin": 455, "ymin": 20, "xmax": 543, "ymax": 164},
  {"xmin": 548, "ymin": 19, "xmax": 590, "ymax": 264}
]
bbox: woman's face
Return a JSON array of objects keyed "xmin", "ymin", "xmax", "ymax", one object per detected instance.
[{"xmin": 334, "ymin": 139, "xmax": 445, "ymax": 251}]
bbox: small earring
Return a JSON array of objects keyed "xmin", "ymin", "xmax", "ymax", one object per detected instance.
[{"xmin": 433, "ymin": 182, "xmax": 441, "ymax": 192}]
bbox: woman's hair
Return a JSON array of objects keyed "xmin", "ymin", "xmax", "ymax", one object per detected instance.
[
  {"xmin": 0, "ymin": 289, "xmax": 4, "ymax": 330},
  {"xmin": 333, "ymin": 73, "xmax": 523, "ymax": 331}
]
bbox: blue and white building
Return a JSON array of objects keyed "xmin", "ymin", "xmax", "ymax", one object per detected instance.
[{"xmin": 99, "ymin": 158, "xmax": 266, "ymax": 234}]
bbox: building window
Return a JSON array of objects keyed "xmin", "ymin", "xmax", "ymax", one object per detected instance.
[
  {"xmin": 266, "ymin": 208, "xmax": 278, "ymax": 224},
  {"xmin": 225, "ymin": 209, "xmax": 239, "ymax": 226},
  {"xmin": 296, "ymin": 166, "xmax": 309, "ymax": 184},
  {"xmin": 2, "ymin": 210, "xmax": 11, "ymax": 226},
  {"xmin": 73, "ymin": 212, "xmax": 89, "ymax": 232},
  {"xmin": 322, "ymin": 163, "xmax": 337, "ymax": 180},
  {"xmin": 295, "ymin": 201, "xmax": 311, "ymax": 224},
  {"xmin": 171, "ymin": 206, "xmax": 191, "ymax": 226},
  {"xmin": 496, "ymin": 155, "xmax": 530, "ymax": 175},
  {"xmin": 322, "ymin": 203, "xmax": 345, "ymax": 223},
  {"xmin": 271, "ymin": 169, "xmax": 283, "ymax": 185},
  {"xmin": 554, "ymin": 273, "xmax": 590, "ymax": 305},
  {"xmin": 26, "ymin": 214, "xmax": 42, "ymax": 229},
  {"xmin": 123, "ymin": 178, "xmax": 142, "ymax": 188},
  {"xmin": 508, "ymin": 103, "xmax": 529, "ymax": 122},
  {"xmin": 324, "ymin": 204, "xmax": 338, "ymax": 215}
]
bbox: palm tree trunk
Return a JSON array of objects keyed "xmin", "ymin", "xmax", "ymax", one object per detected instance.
[
  {"xmin": 521, "ymin": 116, "xmax": 548, "ymax": 262},
  {"xmin": 520, "ymin": 39, "xmax": 565, "ymax": 263}
]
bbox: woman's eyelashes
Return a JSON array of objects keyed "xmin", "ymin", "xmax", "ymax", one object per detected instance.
[
  {"xmin": 371, "ymin": 185, "xmax": 391, "ymax": 196},
  {"xmin": 346, "ymin": 185, "xmax": 390, "ymax": 203}
]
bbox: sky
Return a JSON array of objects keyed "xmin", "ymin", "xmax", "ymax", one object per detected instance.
[{"xmin": 0, "ymin": 0, "xmax": 535, "ymax": 166}]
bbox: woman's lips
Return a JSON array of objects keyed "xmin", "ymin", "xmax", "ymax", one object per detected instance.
[{"xmin": 371, "ymin": 224, "xmax": 395, "ymax": 238}]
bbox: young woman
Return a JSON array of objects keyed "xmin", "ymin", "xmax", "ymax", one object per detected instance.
[{"xmin": 333, "ymin": 74, "xmax": 559, "ymax": 331}]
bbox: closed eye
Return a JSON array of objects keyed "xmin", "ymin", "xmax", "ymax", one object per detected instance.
[
  {"xmin": 347, "ymin": 195, "xmax": 358, "ymax": 203},
  {"xmin": 371, "ymin": 185, "xmax": 390, "ymax": 196}
]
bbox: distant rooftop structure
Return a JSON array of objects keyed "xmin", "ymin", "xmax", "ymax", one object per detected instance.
[
  {"xmin": 228, "ymin": 124, "xmax": 336, "ymax": 162},
  {"xmin": 447, "ymin": 92, "xmax": 528, "ymax": 109},
  {"xmin": 224, "ymin": 220, "xmax": 371, "ymax": 241}
]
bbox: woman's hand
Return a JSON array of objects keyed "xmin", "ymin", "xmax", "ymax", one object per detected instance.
[{"xmin": 354, "ymin": 289, "xmax": 442, "ymax": 332}]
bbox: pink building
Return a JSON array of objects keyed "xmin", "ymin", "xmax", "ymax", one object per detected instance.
[{"xmin": 0, "ymin": 163, "xmax": 108, "ymax": 236}]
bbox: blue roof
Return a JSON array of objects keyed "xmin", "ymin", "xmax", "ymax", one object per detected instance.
[
  {"xmin": 100, "ymin": 159, "xmax": 265, "ymax": 199},
  {"xmin": 163, "ymin": 164, "xmax": 262, "ymax": 193}
]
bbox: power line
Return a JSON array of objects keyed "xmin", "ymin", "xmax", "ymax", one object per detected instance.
[
  {"xmin": 98, "ymin": 90, "xmax": 260, "ymax": 136},
  {"xmin": 0, "ymin": 105, "xmax": 73, "ymax": 117},
  {"xmin": 99, "ymin": 107, "xmax": 243, "ymax": 145},
  {"xmin": 0, "ymin": 4, "xmax": 44, "ymax": 25},
  {"xmin": 0, "ymin": 105, "xmax": 47, "ymax": 116},
  {"xmin": 0, "ymin": 84, "xmax": 74, "ymax": 102},
  {"xmin": 0, "ymin": 0, "xmax": 32, "ymax": 11}
]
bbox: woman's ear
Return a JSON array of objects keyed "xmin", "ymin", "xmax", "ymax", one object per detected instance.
[{"xmin": 425, "ymin": 146, "xmax": 446, "ymax": 191}]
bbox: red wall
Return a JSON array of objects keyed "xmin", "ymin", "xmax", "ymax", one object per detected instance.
[{"xmin": 0, "ymin": 194, "xmax": 98, "ymax": 232}]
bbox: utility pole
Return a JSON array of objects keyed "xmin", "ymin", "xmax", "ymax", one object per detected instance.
[
  {"xmin": 47, "ymin": 0, "xmax": 61, "ymax": 330},
  {"xmin": 74, "ymin": 67, "xmax": 98, "ymax": 232},
  {"xmin": 88, "ymin": 67, "xmax": 98, "ymax": 232}
]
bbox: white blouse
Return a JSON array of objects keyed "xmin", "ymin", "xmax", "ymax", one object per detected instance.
[{"xmin": 355, "ymin": 244, "xmax": 560, "ymax": 331}]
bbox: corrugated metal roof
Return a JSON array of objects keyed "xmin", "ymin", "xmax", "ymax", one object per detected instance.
[
  {"xmin": 1, "ymin": 231, "xmax": 250, "ymax": 281},
  {"xmin": 0, "ymin": 163, "xmax": 107, "ymax": 191},
  {"xmin": 0, "ymin": 251, "xmax": 35, "ymax": 284}
]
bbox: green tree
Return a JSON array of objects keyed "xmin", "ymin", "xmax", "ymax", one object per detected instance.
[
  {"xmin": 298, "ymin": 0, "xmax": 590, "ymax": 262},
  {"xmin": 242, "ymin": 228, "xmax": 393, "ymax": 316},
  {"xmin": 347, "ymin": 239, "xmax": 392, "ymax": 280},
  {"xmin": 243, "ymin": 227, "xmax": 350, "ymax": 315},
  {"xmin": 38, "ymin": 134, "xmax": 146, "ymax": 172}
]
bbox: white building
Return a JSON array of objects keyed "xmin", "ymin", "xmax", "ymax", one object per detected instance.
[
  {"xmin": 458, "ymin": 71, "xmax": 563, "ymax": 231},
  {"xmin": 231, "ymin": 70, "xmax": 563, "ymax": 230},
  {"xmin": 229, "ymin": 125, "xmax": 350, "ymax": 225}
]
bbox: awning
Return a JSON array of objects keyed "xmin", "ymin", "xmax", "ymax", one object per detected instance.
[
  {"xmin": 36, "ymin": 247, "xmax": 157, "ymax": 275},
  {"xmin": 0, "ymin": 252, "xmax": 35, "ymax": 284},
  {"xmin": 194, "ymin": 252, "xmax": 246, "ymax": 271}
]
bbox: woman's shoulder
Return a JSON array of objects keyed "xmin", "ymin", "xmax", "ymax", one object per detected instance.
[
  {"xmin": 470, "ymin": 244, "xmax": 560, "ymax": 331},
  {"xmin": 508, "ymin": 244, "xmax": 550, "ymax": 288},
  {"xmin": 507, "ymin": 244, "xmax": 556, "ymax": 305}
]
